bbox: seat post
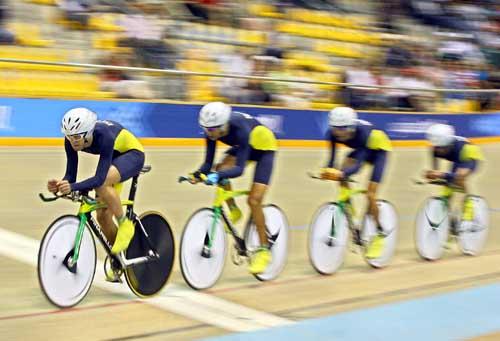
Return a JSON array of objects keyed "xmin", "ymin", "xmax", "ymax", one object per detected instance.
[{"xmin": 126, "ymin": 176, "xmax": 139, "ymax": 219}]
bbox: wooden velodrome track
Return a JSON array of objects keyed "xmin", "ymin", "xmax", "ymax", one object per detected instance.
[{"xmin": 0, "ymin": 144, "xmax": 499, "ymax": 340}]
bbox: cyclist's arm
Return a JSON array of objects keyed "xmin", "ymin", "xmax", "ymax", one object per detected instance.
[
  {"xmin": 217, "ymin": 128, "xmax": 251, "ymax": 179},
  {"xmin": 431, "ymin": 149, "xmax": 439, "ymax": 170},
  {"xmin": 70, "ymin": 133, "xmax": 114, "ymax": 192},
  {"xmin": 342, "ymin": 148, "xmax": 368, "ymax": 178},
  {"xmin": 63, "ymin": 139, "xmax": 78, "ymax": 183},
  {"xmin": 198, "ymin": 138, "xmax": 216, "ymax": 174},
  {"xmin": 218, "ymin": 143, "xmax": 250, "ymax": 179},
  {"xmin": 326, "ymin": 132, "xmax": 336, "ymax": 168}
]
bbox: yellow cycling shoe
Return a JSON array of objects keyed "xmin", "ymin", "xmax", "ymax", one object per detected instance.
[
  {"xmin": 365, "ymin": 234, "xmax": 385, "ymax": 259},
  {"xmin": 462, "ymin": 197, "xmax": 474, "ymax": 221},
  {"xmin": 229, "ymin": 206, "xmax": 242, "ymax": 224},
  {"xmin": 111, "ymin": 218, "xmax": 135, "ymax": 255},
  {"xmin": 248, "ymin": 248, "xmax": 272, "ymax": 274}
]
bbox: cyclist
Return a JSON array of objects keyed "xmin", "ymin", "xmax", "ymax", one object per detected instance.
[
  {"xmin": 424, "ymin": 123, "xmax": 483, "ymax": 222},
  {"xmin": 189, "ymin": 102, "xmax": 277, "ymax": 275},
  {"xmin": 47, "ymin": 108, "xmax": 145, "ymax": 264},
  {"xmin": 320, "ymin": 106, "xmax": 392, "ymax": 259}
]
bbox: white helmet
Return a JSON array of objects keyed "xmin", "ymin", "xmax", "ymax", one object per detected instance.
[
  {"xmin": 426, "ymin": 123, "xmax": 455, "ymax": 147},
  {"xmin": 61, "ymin": 107, "xmax": 97, "ymax": 137},
  {"xmin": 329, "ymin": 107, "xmax": 357, "ymax": 127},
  {"xmin": 198, "ymin": 102, "xmax": 231, "ymax": 128}
]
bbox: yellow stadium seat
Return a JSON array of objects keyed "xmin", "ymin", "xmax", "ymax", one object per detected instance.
[
  {"xmin": 89, "ymin": 14, "xmax": 123, "ymax": 32},
  {"xmin": 248, "ymin": 3, "xmax": 283, "ymax": 19},
  {"xmin": 312, "ymin": 102, "xmax": 342, "ymax": 110},
  {"xmin": 8, "ymin": 23, "xmax": 53, "ymax": 47},
  {"xmin": 0, "ymin": 71, "xmax": 115, "ymax": 98},
  {"xmin": 26, "ymin": 0, "xmax": 56, "ymax": 5}
]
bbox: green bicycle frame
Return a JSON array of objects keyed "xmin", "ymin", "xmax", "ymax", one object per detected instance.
[
  {"xmin": 428, "ymin": 186, "xmax": 456, "ymax": 230},
  {"xmin": 206, "ymin": 185, "xmax": 249, "ymax": 250},
  {"xmin": 69, "ymin": 197, "xmax": 134, "ymax": 265},
  {"xmin": 330, "ymin": 186, "xmax": 367, "ymax": 238}
]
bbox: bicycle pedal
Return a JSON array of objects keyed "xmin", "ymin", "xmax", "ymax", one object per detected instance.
[
  {"xmin": 352, "ymin": 229, "xmax": 362, "ymax": 246},
  {"xmin": 105, "ymin": 272, "xmax": 123, "ymax": 283},
  {"xmin": 230, "ymin": 245, "xmax": 244, "ymax": 266}
]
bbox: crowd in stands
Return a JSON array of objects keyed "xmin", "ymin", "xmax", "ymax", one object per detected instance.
[{"xmin": 0, "ymin": 0, "xmax": 498, "ymax": 111}]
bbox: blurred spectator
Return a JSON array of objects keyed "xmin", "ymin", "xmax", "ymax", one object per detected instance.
[
  {"xmin": 98, "ymin": 53, "xmax": 154, "ymax": 99},
  {"xmin": 383, "ymin": 67, "xmax": 434, "ymax": 111},
  {"xmin": 385, "ymin": 36, "xmax": 415, "ymax": 68},
  {"xmin": 343, "ymin": 60, "xmax": 380, "ymax": 109},
  {"xmin": 409, "ymin": 0, "xmax": 472, "ymax": 32},
  {"xmin": 118, "ymin": 4, "xmax": 175, "ymax": 69},
  {"xmin": 216, "ymin": 47, "xmax": 255, "ymax": 103},
  {"xmin": 274, "ymin": 64, "xmax": 317, "ymax": 109},
  {"xmin": 0, "ymin": 0, "xmax": 14, "ymax": 44},
  {"xmin": 57, "ymin": 0, "xmax": 92, "ymax": 27}
]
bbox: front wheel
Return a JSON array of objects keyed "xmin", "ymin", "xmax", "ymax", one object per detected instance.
[
  {"xmin": 124, "ymin": 212, "xmax": 175, "ymax": 297},
  {"xmin": 180, "ymin": 208, "xmax": 227, "ymax": 290},
  {"xmin": 38, "ymin": 215, "xmax": 96, "ymax": 308},
  {"xmin": 415, "ymin": 197, "xmax": 450, "ymax": 261},
  {"xmin": 308, "ymin": 202, "xmax": 349, "ymax": 275},
  {"xmin": 362, "ymin": 200, "xmax": 398, "ymax": 268},
  {"xmin": 244, "ymin": 204, "xmax": 289, "ymax": 281},
  {"xmin": 457, "ymin": 195, "xmax": 489, "ymax": 256}
]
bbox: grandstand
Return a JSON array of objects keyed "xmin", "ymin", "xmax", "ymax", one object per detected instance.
[{"xmin": 0, "ymin": 0, "xmax": 497, "ymax": 111}]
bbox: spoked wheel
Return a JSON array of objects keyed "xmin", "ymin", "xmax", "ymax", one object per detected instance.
[
  {"xmin": 180, "ymin": 208, "xmax": 227, "ymax": 290},
  {"xmin": 244, "ymin": 204, "xmax": 289, "ymax": 281},
  {"xmin": 415, "ymin": 197, "xmax": 449, "ymax": 261},
  {"xmin": 308, "ymin": 202, "xmax": 349, "ymax": 275},
  {"xmin": 38, "ymin": 215, "xmax": 96, "ymax": 308},
  {"xmin": 457, "ymin": 195, "xmax": 489, "ymax": 256},
  {"xmin": 362, "ymin": 200, "xmax": 398, "ymax": 268},
  {"xmin": 125, "ymin": 212, "xmax": 175, "ymax": 297}
]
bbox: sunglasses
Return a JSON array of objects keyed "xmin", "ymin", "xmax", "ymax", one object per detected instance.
[
  {"xmin": 67, "ymin": 132, "xmax": 87, "ymax": 142},
  {"xmin": 332, "ymin": 125, "xmax": 354, "ymax": 131},
  {"xmin": 203, "ymin": 125, "xmax": 224, "ymax": 133}
]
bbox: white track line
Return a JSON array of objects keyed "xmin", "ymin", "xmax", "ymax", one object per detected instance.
[{"xmin": 0, "ymin": 227, "xmax": 292, "ymax": 331}]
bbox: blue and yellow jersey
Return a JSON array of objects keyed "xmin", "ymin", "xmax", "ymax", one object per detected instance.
[
  {"xmin": 326, "ymin": 120, "xmax": 392, "ymax": 168},
  {"xmin": 64, "ymin": 120, "xmax": 144, "ymax": 192},
  {"xmin": 199, "ymin": 112, "xmax": 277, "ymax": 179},
  {"xmin": 433, "ymin": 137, "xmax": 484, "ymax": 163}
]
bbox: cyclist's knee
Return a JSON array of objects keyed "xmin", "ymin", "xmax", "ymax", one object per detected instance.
[
  {"xmin": 215, "ymin": 163, "xmax": 229, "ymax": 172},
  {"xmin": 367, "ymin": 190, "xmax": 377, "ymax": 206},
  {"xmin": 454, "ymin": 170, "xmax": 468, "ymax": 187},
  {"xmin": 247, "ymin": 195, "xmax": 262, "ymax": 209}
]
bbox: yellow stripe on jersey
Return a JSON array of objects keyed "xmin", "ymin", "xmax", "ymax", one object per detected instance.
[
  {"xmin": 367, "ymin": 129, "xmax": 392, "ymax": 151},
  {"xmin": 460, "ymin": 144, "xmax": 484, "ymax": 161},
  {"xmin": 249, "ymin": 125, "xmax": 278, "ymax": 151},
  {"xmin": 114, "ymin": 129, "xmax": 145, "ymax": 153}
]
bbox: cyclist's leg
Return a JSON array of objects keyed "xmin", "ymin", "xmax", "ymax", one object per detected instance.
[
  {"xmin": 248, "ymin": 151, "xmax": 274, "ymax": 274},
  {"xmin": 106, "ymin": 150, "xmax": 145, "ymax": 254},
  {"xmin": 453, "ymin": 161, "xmax": 478, "ymax": 221},
  {"xmin": 364, "ymin": 151, "xmax": 387, "ymax": 259},
  {"xmin": 215, "ymin": 148, "xmax": 240, "ymax": 217},
  {"xmin": 96, "ymin": 207, "xmax": 116, "ymax": 244},
  {"xmin": 95, "ymin": 166, "xmax": 123, "ymax": 233},
  {"xmin": 367, "ymin": 151, "xmax": 387, "ymax": 230},
  {"xmin": 452, "ymin": 160, "xmax": 477, "ymax": 192}
]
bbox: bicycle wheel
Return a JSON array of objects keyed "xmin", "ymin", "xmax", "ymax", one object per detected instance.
[
  {"xmin": 415, "ymin": 197, "xmax": 449, "ymax": 261},
  {"xmin": 125, "ymin": 212, "xmax": 175, "ymax": 297},
  {"xmin": 180, "ymin": 208, "xmax": 227, "ymax": 290},
  {"xmin": 38, "ymin": 215, "xmax": 96, "ymax": 308},
  {"xmin": 457, "ymin": 195, "xmax": 489, "ymax": 256},
  {"xmin": 362, "ymin": 200, "xmax": 398, "ymax": 268},
  {"xmin": 308, "ymin": 202, "xmax": 349, "ymax": 275},
  {"xmin": 244, "ymin": 204, "xmax": 289, "ymax": 281}
]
